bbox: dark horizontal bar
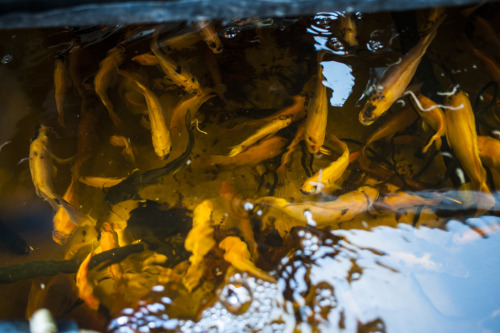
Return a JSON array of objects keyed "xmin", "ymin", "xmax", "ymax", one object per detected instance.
[{"xmin": 0, "ymin": 0, "xmax": 486, "ymax": 29}]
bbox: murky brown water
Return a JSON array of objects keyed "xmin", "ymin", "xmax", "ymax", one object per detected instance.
[{"xmin": 0, "ymin": 4, "xmax": 499, "ymax": 333}]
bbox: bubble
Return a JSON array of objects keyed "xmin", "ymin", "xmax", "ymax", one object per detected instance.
[
  {"xmin": 222, "ymin": 27, "xmax": 241, "ymax": 39},
  {"xmin": 367, "ymin": 40, "xmax": 385, "ymax": 52},
  {"xmin": 220, "ymin": 283, "xmax": 253, "ymax": 315},
  {"xmin": 1, "ymin": 54, "xmax": 13, "ymax": 64}
]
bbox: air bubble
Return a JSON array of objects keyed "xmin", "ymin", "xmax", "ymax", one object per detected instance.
[
  {"xmin": 222, "ymin": 27, "xmax": 240, "ymax": 39},
  {"xmin": 1, "ymin": 54, "xmax": 12, "ymax": 64},
  {"xmin": 220, "ymin": 283, "xmax": 253, "ymax": 315}
]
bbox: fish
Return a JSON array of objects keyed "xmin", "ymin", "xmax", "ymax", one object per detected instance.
[
  {"xmin": 477, "ymin": 135, "xmax": 500, "ymax": 170},
  {"xmin": 256, "ymin": 186, "xmax": 379, "ymax": 227},
  {"xmin": 219, "ymin": 236, "xmax": 276, "ymax": 282},
  {"xmin": 304, "ymin": 51, "xmax": 329, "ymax": 153},
  {"xmin": 371, "ymin": 191, "xmax": 444, "ymax": 214},
  {"xmin": 104, "ymin": 112, "xmax": 194, "ymax": 205},
  {"xmin": 195, "ymin": 20, "xmax": 223, "ymax": 54},
  {"xmin": 276, "ymin": 121, "xmax": 305, "ymax": 180},
  {"xmin": 54, "ymin": 57, "xmax": 70, "ymax": 127},
  {"xmin": 444, "ymin": 90, "xmax": 494, "ymax": 210},
  {"xmin": 205, "ymin": 136, "xmax": 287, "ymax": 167},
  {"xmin": 229, "ymin": 115, "xmax": 292, "ymax": 157},
  {"xmin": 362, "ymin": 103, "xmax": 419, "ymax": 155},
  {"xmin": 98, "ymin": 222, "xmax": 123, "ymax": 282},
  {"xmin": 131, "ymin": 53, "xmax": 159, "ymax": 66},
  {"xmin": 79, "ymin": 176, "xmax": 126, "ymax": 188},
  {"xmin": 358, "ymin": 16, "xmax": 444, "ymax": 125},
  {"xmin": 118, "ymin": 70, "xmax": 172, "ymax": 159},
  {"xmin": 409, "ymin": 93, "xmax": 446, "ymax": 153},
  {"xmin": 300, "ymin": 135, "xmax": 350, "ymax": 194},
  {"xmin": 76, "ymin": 250, "xmax": 100, "ymax": 310},
  {"xmin": 94, "ymin": 46, "xmax": 124, "ymax": 128},
  {"xmin": 29, "ymin": 125, "xmax": 95, "ymax": 228},
  {"xmin": 151, "ymin": 32, "xmax": 202, "ymax": 95},
  {"xmin": 170, "ymin": 88, "xmax": 215, "ymax": 138},
  {"xmin": 159, "ymin": 31, "xmax": 202, "ymax": 53},
  {"xmin": 182, "ymin": 200, "xmax": 215, "ymax": 292},
  {"xmin": 110, "ymin": 135, "xmax": 136, "ymax": 164}
]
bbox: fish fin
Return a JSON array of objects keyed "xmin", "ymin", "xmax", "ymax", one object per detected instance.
[
  {"xmin": 59, "ymin": 199, "xmax": 96, "ymax": 227},
  {"xmin": 51, "ymin": 153, "xmax": 75, "ymax": 165}
]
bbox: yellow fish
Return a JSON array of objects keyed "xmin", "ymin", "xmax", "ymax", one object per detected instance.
[
  {"xmin": 182, "ymin": 200, "xmax": 215, "ymax": 292},
  {"xmin": 109, "ymin": 135, "xmax": 135, "ymax": 164},
  {"xmin": 339, "ymin": 12, "xmax": 358, "ymax": 47},
  {"xmin": 95, "ymin": 46, "xmax": 124, "ymax": 128},
  {"xmin": 477, "ymin": 135, "xmax": 500, "ymax": 170},
  {"xmin": 119, "ymin": 70, "xmax": 172, "ymax": 159},
  {"xmin": 304, "ymin": 51, "xmax": 328, "ymax": 153},
  {"xmin": 30, "ymin": 125, "xmax": 95, "ymax": 228},
  {"xmin": 151, "ymin": 33, "xmax": 202, "ymax": 95},
  {"xmin": 301, "ymin": 135, "xmax": 349, "ymax": 194},
  {"xmin": 170, "ymin": 88, "xmax": 215, "ymax": 138},
  {"xmin": 358, "ymin": 17, "xmax": 443, "ymax": 125},
  {"xmin": 409, "ymin": 93, "xmax": 446, "ymax": 153},
  {"xmin": 76, "ymin": 250, "xmax": 100, "ymax": 310},
  {"xmin": 256, "ymin": 187, "xmax": 379, "ymax": 227},
  {"xmin": 229, "ymin": 114, "xmax": 292, "ymax": 157},
  {"xmin": 445, "ymin": 90, "xmax": 494, "ymax": 210},
  {"xmin": 195, "ymin": 20, "xmax": 223, "ymax": 54}
]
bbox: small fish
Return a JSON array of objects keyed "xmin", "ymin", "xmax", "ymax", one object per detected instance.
[
  {"xmin": 76, "ymin": 250, "xmax": 100, "ymax": 310},
  {"xmin": 30, "ymin": 125, "xmax": 95, "ymax": 228},
  {"xmin": 79, "ymin": 175, "xmax": 126, "ymax": 188},
  {"xmin": 229, "ymin": 115, "xmax": 292, "ymax": 157},
  {"xmin": 170, "ymin": 89, "xmax": 215, "ymax": 138},
  {"xmin": 104, "ymin": 112, "xmax": 194, "ymax": 205},
  {"xmin": 372, "ymin": 191, "xmax": 444, "ymax": 214},
  {"xmin": 409, "ymin": 93, "xmax": 446, "ymax": 153},
  {"xmin": 159, "ymin": 31, "xmax": 202, "ymax": 53},
  {"xmin": 110, "ymin": 135, "xmax": 136, "ymax": 164},
  {"xmin": 445, "ymin": 90, "xmax": 494, "ymax": 210},
  {"xmin": 300, "ymin": 135, "xmax": 350, "ymax": 194},
  {"xmin": 182, "ymin": 200, "xmax": 215, "ymax": 292},
  {"xmin": 304, "ymin": 51, "xmax": 328, "ymax": 153},
  {"xmin": 151, "ymin": 32, "xmax": 202, "ymax": 95},
  {"xmin": 54, "ymin": 57, "xmax": 71, "ymax": 127},
  {"xmin": 98, "ymin": 222, "xmax": 123, "ymax": 282},
  {"xmin": 119, "ymin": 70, "xmax": 172, "ymax": 159},
  {"xmin": 363, "ymin": 103, "xmax": 419, "ymax": 155},
  {"xmin": 131, "ymin": 53, "xmax": 159, "ymax": 66},
  {"xmin": 256, "ymin": 186, "xmax": 379, "ymax": 226},
  {"xmin": 276, "ymin": 121, "xmax": 305, "ymax": 180},
  {"xmin": 358, "ymin": 16, "xmax": 444, "ymax": 125},
  {"xmin": 219, "ymin": 236, "xmax": 275, "ymax": 282},
  {"xmin": 95, "ymin": 46, "xmax": 124, "ymax": 128},
  {"xmin": 206, "ymin": 136, "xmax": 287, "ymax": 167},
  {"xmin": 195, "ymin": 20, "xmax": 223, "ymax": 54},
  {"xmin": 477, "ymin": 135, "xmax": 500, "ymax": 170}
]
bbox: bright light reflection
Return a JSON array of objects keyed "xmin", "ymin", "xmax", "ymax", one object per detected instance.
[{"xmin": 321, "ymin": 61, "xmax": 354, "ymax": 107}]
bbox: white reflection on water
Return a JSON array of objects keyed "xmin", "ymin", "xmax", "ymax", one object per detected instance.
[
  {"xmin": 321, "ymin": 61, "xmax": 354, "ymax": 107},
  {"xmin": 316, "ymin": 218, "xmax": 500, "ymax": 332}
]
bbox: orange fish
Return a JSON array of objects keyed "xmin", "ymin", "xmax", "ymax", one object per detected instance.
[{"xmin": 76, "ymin": 251, "xmax": 100, "ymax": 310}]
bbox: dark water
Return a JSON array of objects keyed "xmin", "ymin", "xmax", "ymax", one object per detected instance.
[{"xmin": 0, "ymin": 4, "xmax": 498, "ymax": 333}]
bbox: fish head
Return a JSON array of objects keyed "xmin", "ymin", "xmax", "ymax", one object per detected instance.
[{"xmin": 358, "ymin": 102, "xmax": 378, "ymax": 126}]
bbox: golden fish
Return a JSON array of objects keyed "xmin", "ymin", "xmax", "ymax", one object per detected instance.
[
  {"xmin": 109, "ymin": 135, "xmax": 135, "ymax": 164},
  {"xmin": 182, "ymin": 200, "xmax": 215, "ymax": 292},
  {"xmin": 229, "ymin": 114, "xmax": 292, "ymax": 157},
  {"xmin": 256, "ymin": 186, "xmax": 379, "ymax": 227},
  {"xmin": 159, "ymin": 31, "xmax": 202, "ymax": 53},
  {"xmin": 301, "ymin": 135, "xmax": 349, "ymax": 194},
  {"xmin": 304, "ymin": 51, "xmax": 328, "ymax": 153},
  {"xmin": 99, "ymin": 222, "xmax": 123, "ymax": 281},
  {"xmin": 131, "ymin": 53, "xmax": 158, "ymax": 66},
  {"xmin": 358, "ymin": 17, "xmax": 443, "ymax": 125},
  {"xmin": 54, "ymin": 58, "xmax": 70, "ymax": 127},
  {"xmin": 410, "ymin": 93, "xmax": 446, "ymax": 153},
  {"xmin": 79, "ymin": 176, "xmax": 125, "ymax": 188},
  {"xmin": 119, "ymin": 70, "xmax": 172, "ymax": 159},
  {"xmin": 206, "ymin": 136, "xmax": 287, "ymax": 167},
  {"xmin": 195, "ymin": 20, "xmax": 223, "ymax": 53},
  {"xmin": 219, "ymin": 236, "xmax": 275, "ymax": 282},
  {"xmin": 151, "ymin": 34, "xmax": 202, "ymax": 95},
  {"xmin": 76, "ymin": 251, "xmax": 100, "ymax": 310},
  {"xmin": 363, "ymin": 103, "xmax": 419, "ymax": 155},
  {"xmin": 30, "ymin": 125, "xmax": 95, "ymax": 228},
  {"xmin": 94, "ymin": 46, "xmax": 124, "ymax": 128},
  {"xmin": 445, "ymin": 90, "xmax": 494, "ymax": 210},
  {"xmin": 170, "ymin": 89, "xmax": 215, "ymax": 138},
  {"xmin": 478, "ymin": 135, "xmax": 500, "ymax": 170},
  {"xmin": 371, "ymin": 191, "xmax": 444, "ymax": 214}
]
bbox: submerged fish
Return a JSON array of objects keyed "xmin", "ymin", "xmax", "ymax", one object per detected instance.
[
  {"xmin": 54, "ymin": 57, "xmax": 70, "ymax": 127},
  {"xmin": 358, "ymin": 16, "xmax": 444, "ymax": 125},
  {"xmin": 195, "ymin": 20, "xmax": 223, "ymax": 54}
]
